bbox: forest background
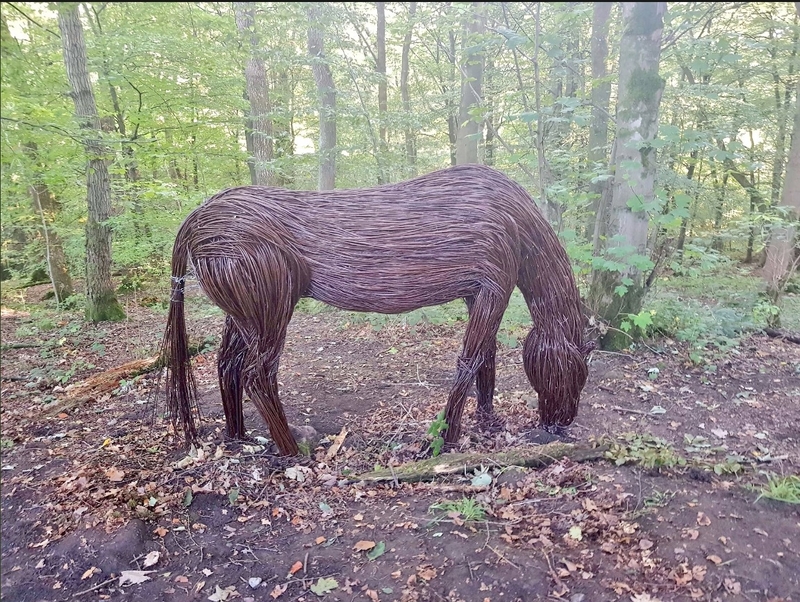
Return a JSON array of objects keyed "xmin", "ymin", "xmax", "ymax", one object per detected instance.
[{"xmin": 1, "ymin": 1, "xmax": 799, "ymax": 349}]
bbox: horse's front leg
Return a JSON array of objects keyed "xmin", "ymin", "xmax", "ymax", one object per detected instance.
[
  {"xmin": 465, "ymin": 296, "xmax": 498, "ymax": 416},
  {"xmin": 444, "ymin": 290, "xmax": 506, "ymax": 446}
]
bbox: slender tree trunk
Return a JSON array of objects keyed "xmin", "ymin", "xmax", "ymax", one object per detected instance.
[
  {"xmin": 587, "ymin": 2, "xmax": 613, "ymax": 242},
  {"xmin": 234, "ymin": 2, "xmax": 275, "ymax": 186},
  {"xmin": 447, "ymin": 29, "xmax": 458, "ymax": 167},
  {"xmin": 455, "ymin": 2, "xmax": 484, "ymax": 165},
  {"xmin": 23, "ymin": 143, "xmax": 73, "ymax": 303},
  {"xmin": 401, "ymin": 2, "xmax": 417, "ymax": 177},
  {"xmin": 590, "ymin": 2, "xmax": 666, "ymax": 350},
  {"xmin": 273, "ymin": 69, "xmax": 295, "ymax": 188},
  {"xmin": 376, "ymin": 1, "xmax": 388, "ymax": 182},
  {"xmin": 307, "ymin": 4, "xmax": 337, "ymax": 190},
  {"xmin": 57, "ymin": 4, "xmax": 125, "ymax": 322},
  {"xmin": 484, "ymin": 55, "xmax": 495, "ymax": 166}
]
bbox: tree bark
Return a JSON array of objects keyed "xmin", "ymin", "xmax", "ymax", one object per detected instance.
[
  {"xmin": 764, "ymin": 79, "xmax": 800, "ymax": 326},
  {"xmin": 57, "ymin": 4, "xmax": 125, "ymax": 322},
  {"xmin": 587, "ymin": 2, "xmax": 613, "ymax": 243},
  {"xmin": 234, "ymin": 2, "xmax": 276, "ymax": 187},
  {"xmin": 376, "ymin": 1, "xmax": 388, "ymax": 182},
  {"xmin": 590, "ymin": 2, "xmax": 666, "ymax": 350},
  {"xmin": 401, "ymin": 2, "xmax": 417, "ymax": 177},
  {"xmin": 455, "ymin": 2, "xmax": 484, "ymax": 165},
  {"xmin": 307, "ymin": 3, "xmax": 337, "ymax": 190},
  {"xmin": 24, "ymin": 145, "xmax": 73, "ymax": 303}
]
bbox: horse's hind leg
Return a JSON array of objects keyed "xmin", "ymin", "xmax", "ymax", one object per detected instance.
[
  {"xmin": 444, "ymin": 288, "xmax": 508, "ymax": 446},
  {"xmin": 193, "ymin": 244, "xmax": 308, "ymax": 456},
  {"xmin": 465, "ymin": 296, "xmax": 498, "ymax": 416},
  {"xmin": 218, "ymin": 316, "xmax": 247, "ymax": 439}
]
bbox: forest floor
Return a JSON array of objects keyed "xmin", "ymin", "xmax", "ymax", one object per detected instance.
[{"xmin": 1, "ymin": 280, "xmax": 798, "ymax": 602}]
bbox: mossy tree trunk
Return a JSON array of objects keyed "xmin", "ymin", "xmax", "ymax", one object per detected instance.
[
  {"xmin": 590, "ymin": 2, "xmax": 666, "ymax": 350},
  {"xmin": 57, "ymin": 4, "xmax": 125, "ymax": 323}
]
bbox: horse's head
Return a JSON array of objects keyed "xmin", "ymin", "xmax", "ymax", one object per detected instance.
[{"xmin": 523, "ymin": 331, "xmax": 594, "ymax": 429}]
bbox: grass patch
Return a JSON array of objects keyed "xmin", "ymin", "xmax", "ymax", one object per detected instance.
[
  {"xmin": 429, "ymin": 497, "xmax": 487, "ymax": 523},
  {"xmin": 755, "ymin": 474, "xmax": 800, "ymax": 505}
]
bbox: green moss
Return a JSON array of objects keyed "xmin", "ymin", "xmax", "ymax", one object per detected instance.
[
  {"xmin": 626, "ymin": 68, "xmax": 665, "ymax": 107},
  {"xmin": 85, "ymin": 292, "xmax": 126, "ymax": 323}
]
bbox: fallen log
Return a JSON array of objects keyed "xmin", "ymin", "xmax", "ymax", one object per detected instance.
[
  {"xmin": 356, "ymin": 442, "xmax": 607, "ymax": 484},
  {"xmin": 64, "ymin": 355, "xmax": 159, "ymax": 399},
  {"xmin": 765, "ymin": 328, "xmax": 800, "ymax": 345}
]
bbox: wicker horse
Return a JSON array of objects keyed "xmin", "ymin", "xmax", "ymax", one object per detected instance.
[{"xmin": 162, "ymin": 164, "xmax": 592, "ymax": 455}]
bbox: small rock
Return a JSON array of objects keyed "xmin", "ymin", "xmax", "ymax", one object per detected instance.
[{"xmin": 248, "ymin": 577, "xmax": 262, "ymax": 589}]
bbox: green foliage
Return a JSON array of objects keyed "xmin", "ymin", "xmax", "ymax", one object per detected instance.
[
  {"xmin": 429, "ymin": 497, "xmax": 486, "ymax": 523},
  {"xmin": 607, "ymin": 433, "xmax": 687, "ymax": 470},
  {"xmin": 426, "ymin": 410, "xmax": 448, "ymax": 457}
]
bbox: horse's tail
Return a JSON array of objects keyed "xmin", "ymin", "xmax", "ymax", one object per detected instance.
[
  {"xmin": 514, "ymin": 196, "xmax": 592, "ymax": 428},
  {"xmin": 160, "ymin": 221, "xmax": 199, "ymax": 446}
]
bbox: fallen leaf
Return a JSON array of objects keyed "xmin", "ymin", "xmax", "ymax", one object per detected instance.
[
  {"xmin": 754, "ymin": 528, "xmax": 768, "ymax": 537},
  {"xmin": 639, "ymin": 539, "xmax": 653, "ymax": 551},
  {"xmin": 175, "ymin": 576, "xmax": 189, "ymax": 583},
  {"xmin": 568, "ymin": 525, "xmax": 583, "ymax": 541},
  {"xmin": 691, "ymin": 565, "xmax": 706, "ymax": 582},
  {"xmin": 353, "ymin": 513, "xmax": 364, "ymax": 521},
  {"xmin": 354, "ymin": 540, "xmax": 376, "ymax": 551},
  {"xmin": 367, "ymin": 541, "xmax": 386, "ymax": 560},
  {"xmin": 154, "ymin": 527, "xmax": 168, "ymax": 538},
  {"xmin": 315, "ymin": 536, "xmax": 326, "ymax": 545},
  {"xmin": 143, "ymin": 551, "xmax": 160, "ymax": 568},
  {"xmin": 310, "ymin": 577, "xmax": 338, "ymax": 596},
  {"xmin": 706, "ymin": 554, "xmax": 722, "ymax": 565},
  {"xmin": 723, "ymin": 578, "xmax": 741, "ymax": 595},
  {"xmin": 118, "ymin": 570, "xmax": 153, "ymax": 586},
  {"xmin": 696, "ymin": 512, "xmax": 711, "ymax": 526},
  {"xmin": 417, "ymin": 565, "xmax": 437, "ymax": 581},
  {"xmin": 630, "ymin": 594, "xmax": 661, "ymax": 602},
  {"xmin": 288, "ymin": 561, "xmax": 303, "ymax": 575},
  {"xmin": 269, "ymin": 584, "xmax": 287, "ymax": 599},
  {"xmin": 105, "ymin": 467, "xmax": 125, "ymax": 482},
  {"xmin": 208, "ymin": 585, "xmax": 236, "ymax": 601},
  {"xmin": 80, "ymin": 566, "xmax": 98, "ymax": 580}
]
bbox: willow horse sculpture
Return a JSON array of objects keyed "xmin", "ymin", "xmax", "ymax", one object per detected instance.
[{"xmin": 163, "ymin": 164, "xmax": 592, "ymax": 456}]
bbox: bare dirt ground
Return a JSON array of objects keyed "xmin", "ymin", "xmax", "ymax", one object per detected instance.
[{"xmin": 1, "ymin": 284, "xmax": 798, "ymax": 602}]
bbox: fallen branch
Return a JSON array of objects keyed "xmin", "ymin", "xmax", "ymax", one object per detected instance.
[
  {"xmin": 43, "ymin": 355, "xmax": 160, "ymax": 416},
  {"xmin": 1, "ymin": 342, "xmax": 42, "ymax": 350},
  {"xmin": 356, "ymin": 442, "xmax": 607, "ymax": 483},
  {"xmin": 764, "ymin": 328, "xmax": 800, "ymax": 345}
]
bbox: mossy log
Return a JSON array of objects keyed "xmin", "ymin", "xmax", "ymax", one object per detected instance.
[{"xmin": 357, "ymin": 442, "xmax": 608, "ymax": 483}]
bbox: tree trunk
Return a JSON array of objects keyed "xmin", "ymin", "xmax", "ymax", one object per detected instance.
[
  {"xmin": 447, "ymin": 29, "xmax": 458, "ymax": 167},
  {"xmin": 764, "ymin": 79, "xmax": 800, "ymax": 326},
  {"xmin": 587, "ymin": 2, "xmax": 613, "ymax": 242},
  {"xmin": 57, "ymin": 4, "xmax": 125, "ymax": 322},
  {"xmin": 376, "ymin": 1, "xmax": 388, "ymax": 182},
  {"xmin": 590, "ymin": 2, "xmax": 666, "ymax": 350},
  {"xmin": 401, "ymin": 2, "xmax": 417, "ymax": 177},
  {"xmin": 273, "ymin": 69, "xmax": 295, "ymax": 188},
  {"xmin": 24, "ymin": 145, "xmax": 73, "ymax": 303},
  {"xmin": 484, "ymin": 55, "xmax": 495, "ymax": 166},
  {"xmin": 455, "ymin": 2, "xmax": 484, "ymax": 165},
  {"xmin": 234, "ymin": 2, "xmax": 275, "ymax": 187},
  {"xmin": 307, "ymin": 3, "xmax": 337, "ymax": 190}
]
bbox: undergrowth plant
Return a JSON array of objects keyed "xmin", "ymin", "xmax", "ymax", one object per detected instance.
[
  {"xmin": 755, "ymin": 473, "xmax": 800, "ymax": 505},
  {"xmin": 429, "ymin": 497, "xmax": 486, "ymax": 523}
]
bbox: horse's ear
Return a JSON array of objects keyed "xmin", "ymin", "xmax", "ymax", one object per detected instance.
[{"xmin": 580, "ymin": 340, "xmax": 597, "ymax": 357}]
